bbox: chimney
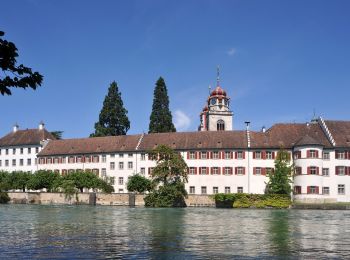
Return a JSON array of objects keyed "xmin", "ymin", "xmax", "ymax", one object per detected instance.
[
  {"xmin": 39, "ymin": 121, "xmax": 45, "ymax": 130},
  {"xmin": 13, "ymin": 123, "xmax": 19, "ymax": 133},
  {"xmin": 262, "ymin": 126, "xmax": 266, "ymax": 133}
]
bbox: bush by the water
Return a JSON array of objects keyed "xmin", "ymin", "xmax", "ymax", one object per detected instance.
[
  {"xmin": 213, "ymin": 193, "xmax": 291, "ymax": 209},
  {"xmin": 0, "ymin": 191, "xmax": 10, "ymax": 204},
  {"xmin": 144, "ymin": 182, "xmax": 187, "ymax": 207}
]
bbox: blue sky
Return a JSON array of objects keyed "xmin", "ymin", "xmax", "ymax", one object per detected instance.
[{"xmin": 1, "ymin": 0, "xmax": 350, "ymax": 138}]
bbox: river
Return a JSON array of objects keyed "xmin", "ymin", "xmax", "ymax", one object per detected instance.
[{"xmin": 1, "ymin": 205, "xmax": 350, "ymax": 259}]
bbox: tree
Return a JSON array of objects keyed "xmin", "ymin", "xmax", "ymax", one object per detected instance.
[
  {"xmin": 127, "ymin": 174, "xmax": 153, "ymax": 193},
  {"xmin": 50, "ymin": 131, "xmax": 63, "ymax": 140},
  {"xmin": 144, "ymin": 145, "xmax": 188, "ymax": 207},
  {"xmin": 7, "ymin": 171, "xmax": 32, "ymax": 192},
  {"xmin": 27, "ymin": 170, "xmax": 61, "ymax": 192},
  {"xmin": 266, "ymin": 149, "xmax": 293, "ymax": 195},
  {"xmin": 91, "ymin": 81, "xmax": 130, "ymax": 137},
  {"xmin": 0, "ymin": 31, "xmax": 43, "ymax": 95},
  {"xmin": 149, "ymin": 77, "xmax": 176, "ymax": 133}
]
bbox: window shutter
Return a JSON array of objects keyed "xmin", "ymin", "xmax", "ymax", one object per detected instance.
[
  {"xmin": 222, "ymin": 167, "xmax": 225, "ymax": 175},
  {"xmin": 316, "ymin": 186, "xmax": 319, "ymax": 194},
  {"xmin": 194, "ymin": 167, "xmax": 197, "ymax": 175},
  {"xmin": 315, "ymin": 150, "xmax": 319, "ymax": 158},
  {"xmin": 235, "ymin": 167, "xmax": 238, "ymax": 175},
  {"xmin": 207, "ymin": 151, "xmax": 211, "ymax": 159},
  {"xmin": 272, "ymin": 152, "xmax": 275, "ymax": 159},
  {"xmin": 307, "ymin": 167, "xmax": 310, "ymax": 175},
  {"xmin": 187, "ymin": 152, "xmax": 190, "ymax": 159},
  {"xmin": 335, "ymin": 166, "xmax": 339, "ymax": 175},
  {"xmin": 230, "ymin": 167, "xmax": 233, "ymax": 175},
  {"xmin": 253, "ymin": 152, "xmax": 256, "ymax": 159},
  {"xmin": 253, "ymin": 167, "xmax": 256, "ymax": 175},
  {"xmin": 221, "ymin": 151, "xmax": 225, "ymax": 159},
  {"xmin": 335, "ymin": 151, "xmax": 339, "ymax": 159},
  {"xmin": 262, "ymin": 151, "xmax": 266, "ymax": 160},
  {"xmin": 235, "ymin": 152, "xmax": 238, "ymax": 159},
  {"xmin": 243, "ymin": 167, "xmax": 246, "ymax": 175},
  {"xmin": 206, "ymin": 167, "xmax": 209, "ymax": 175},
  {"xmin": 210, "ymin": 167, "xmax": 213, "ymax": 174},
  {"xmin": 242, "ymin": 151, "xmax": 246, "ymax": 159},
  {"xmin": 230, "ymin": 151, "xmax": 233, "ymax": 159},
  {"xmin": 316, "ymin": 167, "xmax": 319, "ymax": 175},
  {"xmin": 218, "ymin": 167, "xmax": 221, "ymax": 175},
  {"xmin": 262, "ymin": 168, "xmax": 266, "ymax": 176},
  {"xmin": 306, "ymin": 150, "xmax": 310, "ymax": 158},
  {"xmin": 307, "ymin": 186, "xmax": 310, "ymax": 194}
]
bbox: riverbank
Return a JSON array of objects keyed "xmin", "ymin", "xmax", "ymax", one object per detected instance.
[{"xmin": 7, "ymin": 192, "xmax": 215, "ymax": 207}]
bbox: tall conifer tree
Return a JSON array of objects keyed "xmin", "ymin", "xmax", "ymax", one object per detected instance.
[
  {"xmin": 149, "ymin": 77, "xmax": 176, "ymax": 133},
  {"xmin": 91, "ymin": 81, "xmax": 130, "ymax": 137}
]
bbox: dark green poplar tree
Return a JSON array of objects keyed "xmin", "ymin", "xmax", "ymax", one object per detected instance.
[
  {"xmin": 266, "ymin": 149, "xmax": 293, "ymax": 195},
  {"xmin": 149, "ymin": 77, "xmax": 176, "ymax": 133},
  {"xmin": 91, "ymin": 81, "xmax": 130, "ymax": 137},
  {"xmin": 0, "ymin": 31, "xmax": 43, "ymax": 95}
]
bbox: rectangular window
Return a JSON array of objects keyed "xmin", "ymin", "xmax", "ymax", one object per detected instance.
[
  {"xmin": 119, "ymin": 153, "xmax": 124, "ymax": 158},
  {"xmin": 212, "ymin": 167, "xmax": 219, "ymax": 175},
  {"xmin": 322, "ymin": 168, "xmax": 329, "ymax": 176},
  {"xmin": 5, "ymin": 149, "xmax": 9, "ymax": 155},
  {"xmin": 309, "ymin": 166, "xmax": 318, "ymax": 175},
  {"xmin": 101, "ymin": 168, "xmax": 106, "ymax": 178},
  {"xmin": 5, "ymin": 160, "xmax": 9, "ymax": 167},
  {"xmin": 254, "ymin": 151, "xmax": 261, "ymax": 159},
  {"xmin": 141, "ymin": 153, "xmax": 146, "ymax": 161},
  {"xmin": 102, "ymin": 155, "xmax": 106, "ymax": 163},
  {"xmin": 294, "ymin": 151, "xmax": 301, "ymax": 159},
  {"xmin": 189, "ymin": 186, "xmax": 195, "ymax": 194},
  {"xmin": 13, "ymin": 148, "xmax": 16, "ymax": 155},
  {"xmin": 225, "ymin": 187, "xmax": 231, "ymax": 194},
  {"xmin": 19, "ymin": 159, "xmax": 23, "ymax": 166},
  {"xmin": 128, "ymin": 162, "xmax": 133, "ymax": 169},
  {"xmin": 28, "ymin": 148, "xmax": 31, "ymax": 154},
  {"xmin": 92, "ymin": 169, "xmax": 99, "ymax": 176},
  {"xmin": 20, "ymin": 148, "xmax": 23, "ymax": 154},
  {"xmin": 309, "ymin": 186, "xmax": 318, "ymax": 194},
  {"xmin": 119, "ymin": 177, "xmax": 124, "ymax": 185},
  {"xmin": 110, "ymin": 162, "xmax": 115, "ymax": 170},
  {"xmin": 119, "ymin": 162, "xmax": 124, "ymax": 170},
  {"xmin": 85, "ymin": 156, "xmax": 91, "ymax": 163},
  {"xmin": 255, "ymin": 167, "xmax": 262, "ymax": 175},
  {"xmin": 224, "ymin": 167, "xmax": 231, "ymax": 175},
  {"xmin": 323, "ymin": 152, "xmax": 330, "ymax": 160},
  {"xmin": 12, "ymin": 159, "xmax": 16, "ymax": 166},
  {"xmin": 189, "ymin": 151, "xmax": 196, "ymax": 159},
  {"xmin": 201, "ymin": 151, "xmax": 207, "ymax": 159},
  {"xmin": 119, "ymin": 189, "xmax": 124, "ymax": 193},
  {"xmin": 323, "ymin": 187, "xmax": 330, "ymax": 195},
  {"xmin": 54, "ymin": 157, "xmax": 59, "ymax": 164},
  {"xmin": 237, "ymin": 187, "xmax": 243, "ymax": 193},
  {"xmin": 35, "ymin": 147, "xmax": 39, "ymax": 153},
  {"xmin": 61, "ymin": 157, "xmax": 66, "ymax": 164},
  {"xmin": 336, "ymin": 151, "xmax": 345, "ymax": 159},
  {"xmin": 200, "ymin": 167, "xmax": 207, "ymax": 175},
  {"xmin": 338, "ymin": 184, "xmax": 345, "ymax": 195},
  {"xmin": 110, "ymin": 177, "xmax": 115, "ymax": 185},
  {"xmin": 236, "ymin": 151, "xmax": 243, "ymax": 159},
  {"xmin": 336, "ymin": 166, "xmax": 346, "ymax": 176},
  {"xmin": 236, "ymin": 167, "xmax": 244, "ymax": 175},
  {"xmin": 224, "ymin": 151, "xmax": 231, "ymax": 159},
  {"xmin": 189, "ymin": 167, "xmax": 196, "ymax": 175},
  {"xmin": 148, "ymin": 167, "xmax": 154, "ymax": 175},
  {"xmin": 266, "ymin": 151, "xmax": 273, "ymax": 159},
  {"xmin": 201, "ymin": 186, "xmax": 207, "ymax": 194},
  {"xmin": 128, "ymin": 153, "xmax": 133, "ymax": 158},
  {"xmin": 309, "ymin": 150, "xmax": 317, "ymax": 158},
  {"xmin": 27, "ymin": 159, "xmax": 31, "ymax": 166},
  {"xmin": 295, "ymin": 167, "xmax": 302, "ymax": 175},
  {"xmin": 213, "ymin": 187, "xmax": 219, "ymax": 194},
  {"xmin": 294, "ymin": 186, "xmax": 302, "ymax": 194},
  {"xmin": 0, "ymin": 160, "xmax": 2, "ymax": 167},
  {"xmin": 140, "ymin": 167, "xmax": 145, "ymax": 175},
  {"xmin": 212, "ymin": 151, "xmax": 219, "ymax": 159}
]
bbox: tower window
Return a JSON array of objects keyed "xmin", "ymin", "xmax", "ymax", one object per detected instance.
[{"xmin": 217, "ymin": 120, "xmax": 225, "ymax": 131}]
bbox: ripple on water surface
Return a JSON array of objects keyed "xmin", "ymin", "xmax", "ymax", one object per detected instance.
[{"xmin": 1, "ymin": 205, "xmax": 350, "ymax": 259}]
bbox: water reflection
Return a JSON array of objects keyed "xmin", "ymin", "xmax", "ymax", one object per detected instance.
[{"xmin": 1, "ymin": 206, "xmax": 350, "ymax": 259}]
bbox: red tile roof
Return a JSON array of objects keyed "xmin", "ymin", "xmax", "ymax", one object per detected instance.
[
  {"xmin": 325, "ymin": 120, "xmax": 350, "ymax": 147},
  {"xmin": 0, "ymin": 129, "xmax": 56, "ymax": 147}
]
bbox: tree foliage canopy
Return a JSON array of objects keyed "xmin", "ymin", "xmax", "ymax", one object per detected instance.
[
  {"xmin": 91, "ymin": 81, "xmax": 130, "ymax": 137},
  {"xmin": 149, "ymin": 77, "xmax": 176, "ymax": 133},
  {"xmin": 266, "ymin": 149, "xmax": 293, "ymax": 195},
  {"xmin": 0, "ymin": 31, "xmax": 43, "ymax": 95},
  {"xmin": 127, "ymin": 174, "xmax": 153, "ymax": 193},
  {"xmin": 144, "ymin": 145, "xmax": 188, "ymax": 207}
]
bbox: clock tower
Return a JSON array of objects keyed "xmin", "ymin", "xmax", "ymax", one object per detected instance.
[{"xmin": 199, "ymin": 67, "xmax": 233, "ymax": 131}]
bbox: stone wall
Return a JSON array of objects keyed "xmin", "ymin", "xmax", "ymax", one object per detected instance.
[{"xmin": 7, "ymin": 192, "xmax": 214, "ymax": 207}]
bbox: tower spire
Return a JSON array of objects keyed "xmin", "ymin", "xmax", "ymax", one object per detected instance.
[{"xmin": 216, "ymin": 65, "xmax": 220, "ymax": 86}]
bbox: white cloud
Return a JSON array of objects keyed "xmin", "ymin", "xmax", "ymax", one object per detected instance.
[
  {"xmin": 174, "ymin": 110, "xmax": 191, "ymax": 131},
  {"xmin": 227, "ymin": 48, "xmax": 236, "ymax": 56}
]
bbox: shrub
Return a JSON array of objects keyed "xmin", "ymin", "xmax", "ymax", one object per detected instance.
[
  {"xmin": 144, "ymin": 182, "xmax": 187, "ymax": 207},
  {"xmin": 0, "ymin": 191, "xmax": 10, "ymax": 204}
]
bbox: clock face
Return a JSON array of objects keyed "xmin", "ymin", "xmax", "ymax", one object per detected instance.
[{"xmin": 211, "ymin": 98, "xmax": 216, "ymax": 105}]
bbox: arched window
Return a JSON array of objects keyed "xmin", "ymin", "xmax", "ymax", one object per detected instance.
[{"xmin": 217, "ymin": 120, "xmax": 225, "ymax": 131}]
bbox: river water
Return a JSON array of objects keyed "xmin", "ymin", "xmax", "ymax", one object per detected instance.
[{"xmin": 1, "ymin": 205, "xmax": 350, "ymax": 259}]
